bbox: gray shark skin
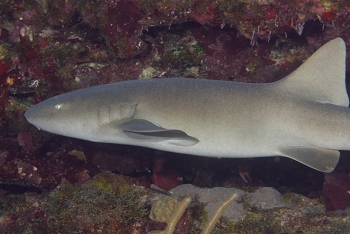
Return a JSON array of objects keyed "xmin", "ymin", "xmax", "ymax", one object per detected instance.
[{"xmin": 25, "ymin": 38, "xmax": 349, "ymax": 173}]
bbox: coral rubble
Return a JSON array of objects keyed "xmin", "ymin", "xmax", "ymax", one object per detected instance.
[{"xmin": 1, "ymin": 175, "xmax": 350, "ymax": 233}]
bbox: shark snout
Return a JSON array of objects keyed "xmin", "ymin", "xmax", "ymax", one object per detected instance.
[{"xmin": 24, "ymin": 106, "xmax": 42, "ymax": 130}]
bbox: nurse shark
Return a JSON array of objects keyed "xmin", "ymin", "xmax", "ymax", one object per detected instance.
[{"xmin": 25, "ymin": 38, "xmax": 349, "ymax": 173}]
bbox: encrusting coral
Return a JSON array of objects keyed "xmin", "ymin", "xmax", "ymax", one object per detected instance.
[
  {"xmin": 149, "ymin": 192, "xmax": 238, "ymax": 234},
  {"xmin": 148, "ymin": 196, "xmax": 191, "ymax": 234}
]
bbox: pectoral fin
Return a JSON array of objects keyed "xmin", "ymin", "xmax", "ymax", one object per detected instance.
[
  {"xmin": 119, "ymin": 119, "xmax": 199, "ymax": 146},
  {"xmin": 279, "ymin": 146, "xmax": 340, "ymax": 173}
]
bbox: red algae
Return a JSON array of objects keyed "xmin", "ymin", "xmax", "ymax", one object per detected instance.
[
  {"xmin": 321, "ymin": 8, "xmax": 337, "ymax": 21},
  {"xmin": 151, "ymin": 156, "xmax": 182, "ymax": 191},
  {"xmin": 0, "ymin": 0, "xmax": 350, "ymax": 231},
  {"xmin": 0, "ymin": 60, "xmax": 10, "ymax": 76},
  {"xmin": 17, "ymin": 131, "xmax": 34, "ymax": 150},
  {"xmin": 323, "ymin": 172, "xmax": 350, "ymax": 211}
]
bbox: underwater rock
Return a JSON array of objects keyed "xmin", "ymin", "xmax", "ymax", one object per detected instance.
[
  {"xmin": 0, "ymin": 1, "xmax": 350, "ymax": 232},
  {"xmin": 171, "ymin": 184, "xmax": 247, "ymax": 221},
  {"xmin": 1, "ymin": 172, "xmax": 350, "ymax": 233},
  {"xmin": 247, "ymin": 187, "xmax": 287, "ymax": 210}
]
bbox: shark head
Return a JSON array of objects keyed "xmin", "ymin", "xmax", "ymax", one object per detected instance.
[{"xmin": 25, "ymin": 90, "xmax": 100, "ymax": 140}]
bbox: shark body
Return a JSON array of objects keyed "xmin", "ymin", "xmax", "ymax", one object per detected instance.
[{"xmin": 25, "ymin": 38, "xmax": 349, "ymax": 172}]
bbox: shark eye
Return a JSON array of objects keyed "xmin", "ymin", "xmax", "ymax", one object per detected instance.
[{"xmin": 55, "ymin": 104, "xmax": 61, "ymax": 109}]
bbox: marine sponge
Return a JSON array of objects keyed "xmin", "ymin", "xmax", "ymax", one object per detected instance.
[{"xmin": 149, "ymin": 196, "xmax": 191, "ymax": 234}]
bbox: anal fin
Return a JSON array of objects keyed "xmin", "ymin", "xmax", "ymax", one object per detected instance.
[
  {"xmin": 119, "ymin": 119, "xmax": 199, "ymax": 146},
  {"xmin": 279, "ymin": 146, "xmax": 340, "ymax": 173}
]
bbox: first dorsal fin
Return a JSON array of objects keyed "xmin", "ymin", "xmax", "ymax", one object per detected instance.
[{"xmin": 276, "ymin": 38, "xmax": 348, "ymax": 107}]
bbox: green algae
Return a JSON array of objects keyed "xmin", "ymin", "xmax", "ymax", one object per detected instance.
[
  {"xmin": 136, "ymin": 0, "xmax": 195, "ymax": 13},
  {"xmin": 40, "ymin": 172, "xmax": 149, "ymax": 233},
  {"xmin": 0, "ymin": 44, "xmax": 8, "ymax": 60},
  {"xmin": 1, "ymin": 174, "xmax": 350, "ymax": 234},
  {"xmin": 4, "ymin": 99, "xmax": 28, "ymax": 133},
  {"xmin": 188, "ymin": 195, "xmax": 209, "ymax": 233},
  {"xmin": 41, "ymin": 43, "xmax": 76, "ymax": 68},
  {"xmin": 229, "ymin": 212, "xmax": 288, "ymax": 234},
  {"xmin": 320, "ymin": 0, "xmax": 337, "ymax": 11},
  {"xmin": 282, "ymin": 193, "xmax": 322, "ymax": 208},
  {"xmin": 217, "ymin": 0, "xmax": 247, "ymax": 18},
  {"xmin": 245, "ymin": 59, "xmax": 260, "ymax": 73},
  {"xmin": 152, "ymin": 33, "xmax": 203, "ymax": 76},
  {"xmin": 189, "ymin": 43, "xmax": 205, "ymax": 56},
  {"xmin": 92, "ymin": 178, "xmax": 115, "ymax": 194},
  {"xmin": 211, "ymin": 207, "xmax": 350, "ymax": 234}
]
